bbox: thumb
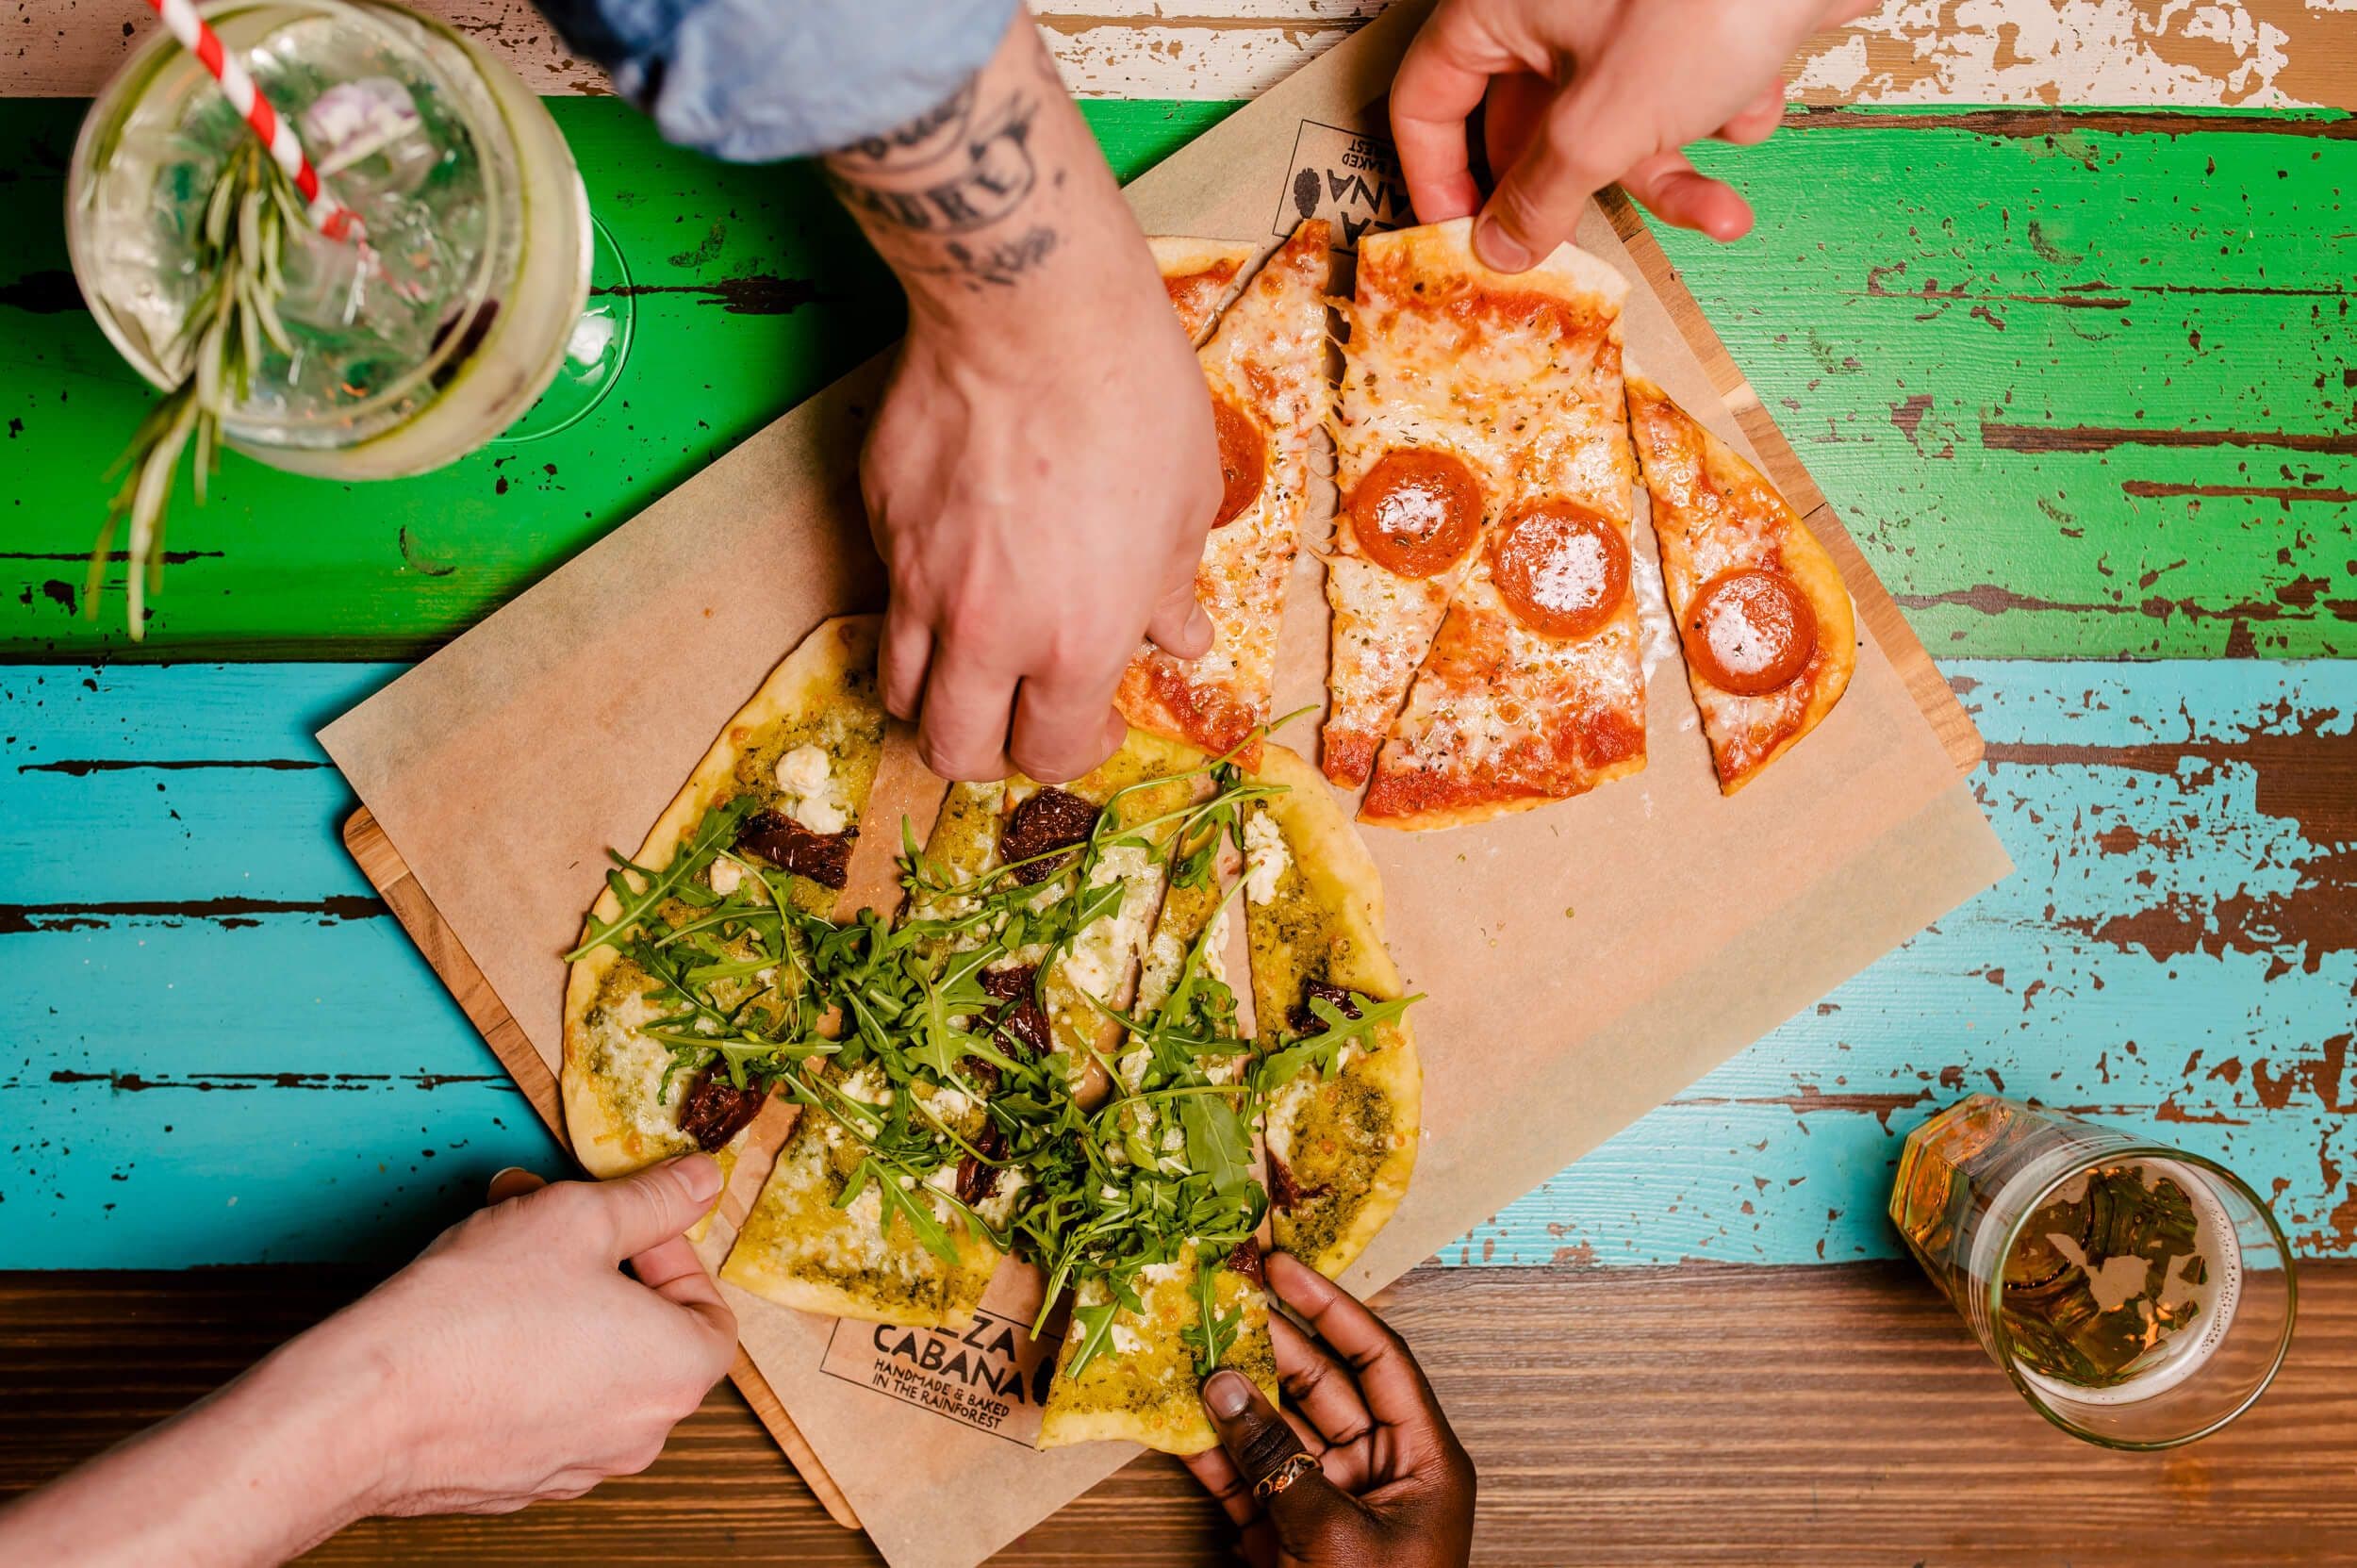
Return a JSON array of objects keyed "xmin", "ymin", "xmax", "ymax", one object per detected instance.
[
  {"xmin": 1202, "ymin": 1370, "xmax": 1358, "ymax": 1548},
  {"xmin": 586, "ymin": 1154, "xmax": 724, "ymax": 1263},
  {"xmin": 1145, "ymin": 578, "xmax": 1213, "ymax": 661},
  {"xmin": 1475, "ymin": 86, "xmax": 1645, "ymax": 272}
]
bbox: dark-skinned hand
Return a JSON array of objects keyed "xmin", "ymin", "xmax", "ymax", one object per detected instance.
[{"xmin": 1184, "ymin": 1252, "xmax": 1475, "ymax": 1567}]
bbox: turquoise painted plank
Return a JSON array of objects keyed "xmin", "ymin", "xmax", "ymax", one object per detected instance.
[
  {"xmin": 2, "ymin": 663, "xmax": 401, "ymax": 904},
  {"xmin": 1472, "ymin": 659, "xmax": 2357, "ymax": 1267},
  {"xmin": 5, "ymin": 918, "xmax": 557, "ymax": 1263},
  {"xmin": 5, "ymin": 661, "xmax": 2352, "ymax": 1269}
]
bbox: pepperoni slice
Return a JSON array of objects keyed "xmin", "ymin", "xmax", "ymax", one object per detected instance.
[
  {"xmin": 1348, "ymin": 449, "xmax": 1483, "ymax": 580},
  {"xmin": 677, "ymin": 1067, "xmax": 766, "ymax": 1151},
  {"xmin": 999, "ymin": 787, "xmax": 1098, "ymax": 885},
  {"xmin": 736, "ymin": 810, "xmax": 855, "ymax": 890},
  {"xmin": 1683, "ymin": 569, "xmax": 1817, "ymax": 695},
  {"xmin": 1211, "ymin": 396, "xmax": 1268, "ymax": 530},
  {"xmin": 1487, "ymin": 500, "xmax": 1629, "ymax": 640}
]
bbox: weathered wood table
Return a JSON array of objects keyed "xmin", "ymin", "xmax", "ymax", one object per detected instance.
[{"xmin": 4, "ymin": 3, "xmax": 2352, "ymax": 1562}]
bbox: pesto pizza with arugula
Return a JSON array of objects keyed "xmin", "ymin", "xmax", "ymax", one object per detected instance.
[{"xmin": 561, "ymin": 618, "xmax": 1423, "ymax": 1455}]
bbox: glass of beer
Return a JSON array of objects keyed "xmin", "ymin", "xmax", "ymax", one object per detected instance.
[{"xmin": 1890, "ymin": 1094, "xmax": 2295, "ymax": 1449}]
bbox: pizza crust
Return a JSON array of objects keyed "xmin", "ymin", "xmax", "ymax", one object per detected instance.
[
  {"xmin": 1149, "ymin": 236, "xmax": 1260, "ymax": 345},
  {"xmin": 560, "ymin": 614, "xmax": 882, "ymax": 1190},
  {"xmin": 1245, "ymin": 745, "xmax": 1420, "ymax": 1278},
  {"xmin": 1625, "ymin": 376, "xmax": 1856, "ymax": 793}
]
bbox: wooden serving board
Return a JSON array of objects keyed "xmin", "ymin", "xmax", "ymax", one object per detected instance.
[
  {"xmin": 337, "ymin": 190, "xmax": 1979, "ymax": 1537},
  {"xmin": 341, "ymin": 803, "xmax": 863, "ymax": 1532}
]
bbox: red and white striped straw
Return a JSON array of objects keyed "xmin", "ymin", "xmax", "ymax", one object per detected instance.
[{"xmin": 143, "ymin": 0, "xmax": 362, "ymax": 239}]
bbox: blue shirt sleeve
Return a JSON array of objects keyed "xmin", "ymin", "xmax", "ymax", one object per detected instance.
[{"xmin": 536, "ymin": 0, "xmax": 1022, "ymax": 164}]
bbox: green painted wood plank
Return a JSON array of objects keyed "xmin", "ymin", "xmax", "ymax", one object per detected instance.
[
  {"xmin": 0, "ymin": 97, "xmax": 1236, "ymax": 659},
  {"xmin": 5, "ymin": 660, "xmax": 2350, "ymax": 1269},
  {"xmin": 6, "ymin": 100, "xmax": 2349, "ymax": 659},
  {"xmin": 1665, "ymin": 113, "xmax": 2357, "ymax": 659}
]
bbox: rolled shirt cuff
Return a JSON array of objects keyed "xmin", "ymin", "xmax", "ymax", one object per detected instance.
[{"xmin": 539, "ymin": 0, "xmax": 1024, "ymax": 163}]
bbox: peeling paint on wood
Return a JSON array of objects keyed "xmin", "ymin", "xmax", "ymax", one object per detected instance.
[
  {"xmin": 6, "ymin": 101, "xmax": 2348, "ymax": 660},
  {"xmin": 8, "ymin": 0, "xmax": 2352, "ymax": 107},
  {"xmin": 5, "ymin": 661, "xmax": 2350, "ymax": 1270}
]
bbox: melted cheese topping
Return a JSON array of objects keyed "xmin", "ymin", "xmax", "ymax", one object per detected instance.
[
  {"xmin": 585, "ymin": 982, "xmax": 689, "ymax": 1146},
  {"xmin": 773, "ymin": 742, "xmax": 849, "ymax": 834},
  {"xmin": 1242, "ymin": 810, "xmax": 1291, "ymax": 904},
  {"xmin": 1627, "ymin": 380, "xmax": 1856, "ymax": 786},
  {"xmin": 1121, "ymin": 223, "xmax": 1332, "ymax": 760},
  {"xmin": 1325, "ymin": 229, "xmax": 1635, "ymax": 786}
]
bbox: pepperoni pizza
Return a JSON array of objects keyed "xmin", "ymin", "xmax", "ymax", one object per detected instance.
[
  {"xmin": 1626, "ymin": 375, "xmax": 1855, "ymax": 793},
  {"xmin": 1121, "ymin": 222, "xmax": 1334, "ymax": 769},
  {"xmin": 1323, "ymin": 220, "xmax": 1648, "ymax": 826}
]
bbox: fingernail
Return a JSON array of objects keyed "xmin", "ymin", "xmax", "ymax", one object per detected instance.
[
  {"xmin": 1474, "ymin": 215, "xmax": 1532, "ymax": 272},
  {"xmin": 1203, "ymin": 1369, "xmax": 1251, "ymax": 1418},
  {"xmin": 673, "ymin": 1154, "xmax": 723, "ymax": 1203},
  {"xmin": 1185, "ymin": 603, "xmax": 1213, "ymax": 646},
  {"xmin": 489, "ymin": 1165, "xmax": 529, "ymax": 1187}
]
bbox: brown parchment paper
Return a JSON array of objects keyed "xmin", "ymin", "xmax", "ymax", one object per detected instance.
[{"xmin": 321, "ymin": 5, "xmax": 2012, "ymax": 1563}]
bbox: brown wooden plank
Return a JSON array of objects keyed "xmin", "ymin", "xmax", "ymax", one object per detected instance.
[
  {"xmin": 339, "ymin": 807, "xmax": 859, "ymax": 1531},
  {"xmin": 4, "ymin": 1262, "xmax": 2349, "ymax": 1564}
]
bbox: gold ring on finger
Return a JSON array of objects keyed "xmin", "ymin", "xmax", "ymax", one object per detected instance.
[{"xmin": 1253, "ymin": 1452, "xmax": 1319, "ymax": 1501}]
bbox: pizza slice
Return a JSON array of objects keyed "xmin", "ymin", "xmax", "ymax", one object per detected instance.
[
  {"xmin": 717, "ymin": 1061, "xmax": 1007, "ymax": 1329},
  {"xmin": 1038, "ymin": 863, "xmax": 1277, "ymax": 1453},
  {"xmin": 993, "ymin": 733, "xmax": 1207, "ymax": 1098},
  {"xmin": 1625, "ymin": 375, "xmax": 1856, "ymax": 793},
  {"xmin": 1241, "ymin": 744, "xmax": 1420, "ymax": 1277},
  {"xmin": 1351, "ymin": 231, "xmax": 1645, "ymax": 829},
  {"xmin": 713, "ymin": 775, "xmax": 1050, "ymax": 1330},
  {"xmin": 1322, "ymin": 220, "xmax": 1635, "ymax": 790},
  {"xmin": 1150, "ymin": 237, "xmax": 1257, "ymax": 345},
  {"xmin": 1121, "ymin": 221, "xmax": 1334, "ymax": 769},
  {"xmin": 561, "ymin": 615, "xmax": 886, "ymax": 1202}
]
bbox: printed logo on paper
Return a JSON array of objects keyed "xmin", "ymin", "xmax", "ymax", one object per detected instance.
[
  {"xmin": 1272, "ymin": 120, "xmax": 1412, "ymax": 250},
  {"xmin": 821, "ymin": 1309, "xmax": 1063, "ymax": 1445}
]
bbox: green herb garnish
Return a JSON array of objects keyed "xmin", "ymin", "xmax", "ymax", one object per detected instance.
[{"xmin": 89, "ymin": 138, "xmax": 310, "ymax": 640}]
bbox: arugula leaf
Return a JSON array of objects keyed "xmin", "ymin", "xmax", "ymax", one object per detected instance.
[
  {"xmin": 1178, "ymin": 1089, "xmax": 1255, "ymax": 1197},
  {"xmin": 564, "ymin": 796, "xmax": 758, "ymax": 961},
  {"xmin": 1063, "ymin": 1297, "xmax": 1123, "ymax": 1381},
  {"xmin": 1179, "ymin": 1256, "xmax": 1242, "ymax": 1378},
  {"xmin": 1253, "ymin": 993, "xmax": 1423, "ymax": 1094}
]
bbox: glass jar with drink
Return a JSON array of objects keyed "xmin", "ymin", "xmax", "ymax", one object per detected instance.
[
  {"xmin": 1891, "ymin": 1094, "xmax": 2296, "ymax": 1449},
  {"xmin": 67, "ymin": 0, "xmax": 620, "ymax": 487}
]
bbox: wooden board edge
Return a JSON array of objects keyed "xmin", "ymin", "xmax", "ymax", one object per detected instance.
[
  {"xmin": 1600, "ymin": 190, "xmax": 1986, "ymax": 779},
  {"xmin": 339, "ymin": 805, "xmax": 864, "ymax": 1533}
]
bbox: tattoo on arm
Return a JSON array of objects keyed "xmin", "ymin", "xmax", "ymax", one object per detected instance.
[{"xmin": 824, "ymin": 82, "xmax": 1059, "ymax": 290}]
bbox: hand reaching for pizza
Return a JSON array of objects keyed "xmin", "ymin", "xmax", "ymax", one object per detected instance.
[
  {"xmin": 1185, "ymin": 1253, "xmax": 1477, "ymax": 1568},
  {"xmin": 1393, "ymin": 0, "xmax": 1879, "ymax": 267},
  {"xmin": 833, "ymin": 13, "xmax": 1221, "ymax": 785},
  {"xmin": 340, "ymin": 1158, "xmax": 739, "ymax": 1515},
  {"xmin": 863, "ymin": 262, "xmax": 1222, "ymax": 783},
  {"xmin": 0, "ymin": 1158, "xmax": 738, "ymax": 1565}
]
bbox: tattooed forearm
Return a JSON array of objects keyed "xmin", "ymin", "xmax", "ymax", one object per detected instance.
[
  {"xmin": 832, "ymin": 82, "xmax": 976, "ymax": 172},
  {"xmin": 819, "ymin": 15, "xmax": 1134, "ymax": 300},
  {"xmin": 824, "ymin": 92, "xmax": 1039, "ymax": 237},
  {"xmin": 908, "ymin": 225, "xmax": 1061, "ymax": 292}
]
